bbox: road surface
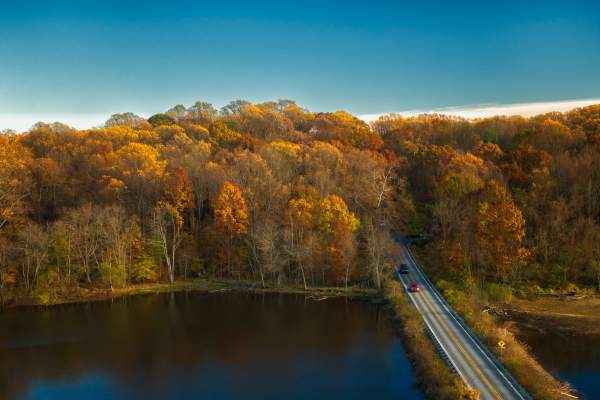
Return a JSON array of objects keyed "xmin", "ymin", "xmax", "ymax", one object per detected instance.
[{"xmin": 397, "ymin": 239, "xmax": 529, "ymax": 400}]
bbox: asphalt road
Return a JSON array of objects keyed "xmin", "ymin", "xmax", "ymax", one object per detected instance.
[{"xmin": 397, "ymin": 240, "xmax": 528, "ymax": 400}]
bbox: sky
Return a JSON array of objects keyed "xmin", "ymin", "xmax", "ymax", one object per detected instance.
[{"xmin": 1, "ymin": 0, "xmax": 600, "ymax": 131}]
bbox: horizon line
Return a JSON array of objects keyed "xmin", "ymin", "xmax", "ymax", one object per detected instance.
[
  {"xmin": 1, "ymin": 97, "xmax": 600, "ymax": 132},
  {"xmin": 358, "ymin": 97, "xmax": 600, "ymax": 122}
]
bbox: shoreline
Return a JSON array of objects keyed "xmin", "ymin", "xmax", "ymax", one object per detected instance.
[{"xmin": 1, "ymin": 279, "xmax": 379, "ymax": 310}]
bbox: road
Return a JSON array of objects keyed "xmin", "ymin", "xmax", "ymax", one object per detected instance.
[{"xmin": 397, "ymin": 239, "xmax": 529, "ymax": 400}]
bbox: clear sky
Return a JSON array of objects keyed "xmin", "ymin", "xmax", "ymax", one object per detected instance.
[{"xmin": 1, "ymin": 0, "xmax": 600, "ymax": 129}]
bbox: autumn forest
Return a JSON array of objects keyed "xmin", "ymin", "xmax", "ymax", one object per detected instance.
[{"xmin": 1, "ymin": 100, "xmax": 600, "ymax": 304}]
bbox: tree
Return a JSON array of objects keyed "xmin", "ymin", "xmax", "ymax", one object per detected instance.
[
  {"xmin": 66, "ymin": 204, "xmax": 104, "ymax": 284},
  {"xmin": 258, "ymin": 140, "xmax": 303, "ymax": 184},
  {"xmin": 312, "ymin": 111, "xmax": 383, "ymax": 150},
  {"xmin": 220, "ymin": 99, "xmax": 251, "ymax": 115},
  {"xmin": 100, "ymin": 205, "xmax": 139, "ymax": 288},
  {"xmin": 316, "ymin": 195, "xmax": 360, "ymax": 236},
  {"xmin": 214, "ymin": 182, "xmax": 249, "ymax": 236},
  {"xmin": 18, "ymin": 223, "xmax": 50, "ymax": 290},
  {"xmin": 364, "ymin": 220, "xmax": 396, "ymax": 289},
  {"xmin": 213, "ymin": 182, "xmax": 248, "ymax": 274},
  {"xmin": 0, "ymin": 139, "xmax": 31, "ymax": 230},
  {"xmin": 0, "ymin": 236, "xmax": 16, "ymax": 307},
  {"xmin": 153, "ymin": 201, "xmax": 184, "ymax": 284},
  {"xmin": 150, "ymin": 166, "xmax": 194, "ymax": 284},
  {"xmin": 105, "ymin": 112, "xmax": 149, "ymax": 129},
  {"xmin": 249, "ymin": 218, "xmax": 284, "ymax": 286},
  {"xmin": 236, "ymin": 103, "xmax": 293, "ymax": 138},
  {"xmin": 167, "ymin": 104, "xmax": 188, "ymax": 119},
  {"xmin": 476, "ymin": 180, "xmax": 528, "ymax": 282},
  {"xmin": 148, "ymin": 113, "xmax": 176, "ymax": 127},
  {"xmin": 316, "ymin": 195, "xmax": 360, "ymax": 286},
  {"xmin": 188, "ymin": 101, "xmax": 218, "ymax": 122},
  {"xmin": 208, "ymin": 120, "xmax": 241, "ymax": 148},
  {"xmin": 305, "ymin": 141, "xmax": 345, "ymax": 198},
  {"xmin": 287, "ymin": 196, "xmax": 317, "ymax": 288},
  {"xmin": 107, "ymin": 142, "xmax": 166, "ymax": 227}
]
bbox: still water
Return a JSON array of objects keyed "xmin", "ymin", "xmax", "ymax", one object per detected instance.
[
  {"xmin": 0, "ymin": 291, "xmax": 424, "ymax": 400},
  {"xmin": 516, "ymin": 327, "xmax": 600, "ymax": 399}
]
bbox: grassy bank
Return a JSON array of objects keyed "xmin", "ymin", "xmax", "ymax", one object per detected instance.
[
  {"xmin": 384, "ymin": 281, "xmax": 476, "ymax": 400},
  {"xmin": 1, "ymin": 279, "xmax": 378, "ymax": 309}
]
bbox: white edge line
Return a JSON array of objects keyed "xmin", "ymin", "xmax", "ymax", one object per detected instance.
[
  {"xmin": 404, "ymin": 245, "xmax": 527, "ymax": 400},
  {"xmin": 396, "ymin": 269, "xmax": 473, "ymax": 390}
]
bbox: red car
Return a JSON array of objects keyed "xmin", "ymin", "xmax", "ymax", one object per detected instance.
[{"xmin": 408, "ymin": 283, "xmax": 421, "ymax": 293}]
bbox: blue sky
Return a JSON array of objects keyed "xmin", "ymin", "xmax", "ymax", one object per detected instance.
[{"xmin": 1, "ymin": 0, "xmax": 600, "ymax": 129}]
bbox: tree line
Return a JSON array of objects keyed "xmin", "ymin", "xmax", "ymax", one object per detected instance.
[
  {"xmin": 373, "ymin": 105, "xmax": 600, "ymax": 291},
  {"xmin": 1, "ymin": 100, "xmax": 599, "ymax": 302},
  {"xmin": 0, "ymin": 100, "xmax": 402, "ymax": 302}
]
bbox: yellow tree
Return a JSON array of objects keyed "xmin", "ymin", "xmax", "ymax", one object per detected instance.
[
  {"xmin": 434, "ymin": 152, "xmax": 489, "ymax": 281},
  {"xmin": 213, "ymin": 182, "xmax": 248, "ymax": 274},
  {"xmin": 153, "ymin": 166, "xmax": 194, "ymax": 284},
  {"xmin": 476, "ymin": 180, "xmax": 528, "ymax": 282},
  {"xmin": 208, "ymin": 120, "xmax": 242, "ymax": 148},
  {"xmin": 313, "ymin": 111, "xmax": 384, "ymax": 150},
  {"xmin": 316, "ymin": 195, "xmax": 360, "ymax": 286},
  {"xmin": 107, "ymin": 142, "xmax": 166, "ymax": 227},
  {"xmin": 288, "ymin": 196, "xmax": 317, "ymax": 288}
]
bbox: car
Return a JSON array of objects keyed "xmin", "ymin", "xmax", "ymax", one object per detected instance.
[
  {"xmin": 398, "ymin": 263, "xmax": 409, "ymax": 274},
  {"xmin": 408, "ymin": 283, "xmax": 421, "ymax": 293}
]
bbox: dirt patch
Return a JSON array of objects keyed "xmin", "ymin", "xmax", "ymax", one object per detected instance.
[{"xmin": 493, "ymin": 295, "xmax": 600, "ymax": 336}]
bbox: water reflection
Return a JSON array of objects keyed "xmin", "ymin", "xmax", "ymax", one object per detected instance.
[
  {"xmin": 0, "ymin": 291, "xmax": 423, "ymax": 400},
  {"xmin": 515, "ymin": 326, "xmax": 600, "ymax": 399}
]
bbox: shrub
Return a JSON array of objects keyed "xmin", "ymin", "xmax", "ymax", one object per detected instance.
[
  {"xmin": 484, "ymin": 283, "xmax": 513, "ymax": 303},
  {"xmin": 131, "ymin": 254, "xmax": 159, "ymax": 283},
  {"xmin": 98, "ymin": 262, "xmax": 127, "ymax": 288}
]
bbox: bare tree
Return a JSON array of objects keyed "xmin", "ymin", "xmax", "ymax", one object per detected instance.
[
  {"xmin": 18, "ymin": 223, "xmax": 50, "ymax": 290},
  {"xmin": 153, "ymin": 202, "xmax": 183, "ymax": 284},
  {"xmin": 68, "ymin": 204, "xmax": 103, "ymax": 284},
  {"xmin": 364, "ymin": 220, "xmax": 396, "ymax": 289}
]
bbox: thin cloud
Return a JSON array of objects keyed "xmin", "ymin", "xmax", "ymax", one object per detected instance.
[
  {"xmin": 0, "ymin": 113, "xmax": 112, "ymax": 132},
  {"xmin": 2, "ymin": 98, "xmax": 600, "ymax": 132},
  {"xmin": 359, "ymin": 98, "xmax": 600, "ymax": 122}
]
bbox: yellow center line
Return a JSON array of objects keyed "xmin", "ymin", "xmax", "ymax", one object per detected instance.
[{"xmin": 418, "ymin": 286, "xmax": 502, "ymax": 400}]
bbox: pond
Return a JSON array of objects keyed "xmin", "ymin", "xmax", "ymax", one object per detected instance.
[
  {"xmin": 515, "ymin": 326, "xmax": 600, "ymax": 399},
  {"xmin": 0, "ymin": 291, "xmax": 424, "ymax": 400}
]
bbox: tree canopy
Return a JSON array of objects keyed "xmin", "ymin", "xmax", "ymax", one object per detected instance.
[{"xmin": 2, "ymin": 99, "xmax": 600, "ymax": 302}]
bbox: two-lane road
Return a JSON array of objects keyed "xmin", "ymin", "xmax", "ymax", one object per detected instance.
[{"xmin": 397, "ymin": 240, "xmax": 529, "ymax": 400}]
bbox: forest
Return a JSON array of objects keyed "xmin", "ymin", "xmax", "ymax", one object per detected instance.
[{"xmin": 1, "ymin": 100, "xmax": 600, "ymax": 303}]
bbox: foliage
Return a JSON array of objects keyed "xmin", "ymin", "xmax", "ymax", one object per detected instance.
[
  {"xmin": 214, "ymin": 182, "xmax": 249, "ymax": 237},
  {"xmin": 2, "ymin": 99, "xmax": 600, "ymax": 296},
  {"xmin": 148, "ymin": 113, "xmax": 176, "ymax": 127}
]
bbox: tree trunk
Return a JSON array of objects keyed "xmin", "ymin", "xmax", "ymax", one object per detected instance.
[
  {"xmin": 299, "ymin": 263, "xmax": 307, "ymax": 289},
  {"xmin": 345, "ymin": 262, "xmax": 350, "ymax": 288}
]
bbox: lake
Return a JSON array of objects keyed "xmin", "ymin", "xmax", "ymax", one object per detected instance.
[
  {"xmin": 515, "ymin": 326, "xmax": 600, "ymax": 399},
  {"xmin": 0, "ymin": 291, "xmax": 424, "ymax": 400}
]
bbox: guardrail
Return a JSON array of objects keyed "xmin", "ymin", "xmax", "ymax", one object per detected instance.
[{"xmin": 403, "ymin": 242, "xmax": 534, "ymax": 400}]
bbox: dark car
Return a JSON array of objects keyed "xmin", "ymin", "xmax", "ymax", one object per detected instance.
[
  {"xmin": 408, "ymin": 283, "xmax": 421, "ymax": 293},
  {"xmin": 398, "ymin": 263, "xmax": 410, "ymax": 274}
]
